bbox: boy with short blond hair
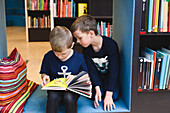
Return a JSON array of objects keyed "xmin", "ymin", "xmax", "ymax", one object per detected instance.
[
  {"xmin": 40, "ymin": 26, "xmax": 88, "ymax": 113},
  {"xmin": 71, "ymin": 14, "xmax": 119, "ymax": 111}
]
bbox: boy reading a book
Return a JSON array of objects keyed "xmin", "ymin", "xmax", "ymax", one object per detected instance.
[
  {"xmin": 71, "ymin": 14, "xmax": 120, "ymax": 111},
  {"xmin": 40, "ymin": 26, "xmax": 88, "ymax": 113}
]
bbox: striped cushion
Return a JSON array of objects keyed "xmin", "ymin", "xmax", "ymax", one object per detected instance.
[
  {"xmin": 0, "ymin": 48, "xmax": 28, "ymax": 109},
  {"xmin": 1, "ymin": 80, "xmax": 38, "ymax": 113}
]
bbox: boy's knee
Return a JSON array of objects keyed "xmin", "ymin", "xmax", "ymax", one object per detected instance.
[
  {"xmin": 63, "ymin": 92, "xmax": 78, "ymax": 103},
  {"xmin": 48, "ymin": 91, "xmax": 60, "ymax": 101}
]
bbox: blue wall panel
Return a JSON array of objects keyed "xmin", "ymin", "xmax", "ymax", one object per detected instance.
[
  {"xmin": 5, "ymin": 0, "xmax": 25, "ymax": 26},
  {"xmin": 113, "ymin": 0, "xmax": 135, "ymax": 111}
]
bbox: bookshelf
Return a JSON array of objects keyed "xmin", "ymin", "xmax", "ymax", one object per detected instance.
[
  {"xmin": 25, "ymin": 0, "xmax": 51, "ymax": 42},
  {"xmin": 130, "ymin": 0, "xmax": 170, "ymax": 113},
  {"xmin": 25, "ymin": 0, "xmax": 113, "ymax": 42}
]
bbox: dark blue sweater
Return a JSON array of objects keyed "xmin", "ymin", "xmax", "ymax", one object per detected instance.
[
  {"xmin": 40, "ymin": 50, "xmax": 88, "ymax": 81},
  {"xmin": 83, "ymin": 36, "xmax": 119, "ymax": 92}
]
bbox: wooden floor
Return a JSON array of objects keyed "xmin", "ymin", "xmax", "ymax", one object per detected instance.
[{"xmin": 6, "ymin": 26, "xmax": 51, "ymax": 84}]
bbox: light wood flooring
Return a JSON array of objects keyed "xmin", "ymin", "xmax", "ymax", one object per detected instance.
[{"xmin": 6, "ymin": 26, "xmax": 51, "ymax": 84}]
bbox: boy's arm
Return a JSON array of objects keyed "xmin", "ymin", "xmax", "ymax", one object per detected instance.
[{"xmin": 105, "ymin": 40, "xmax": 119, "ymax": 92}]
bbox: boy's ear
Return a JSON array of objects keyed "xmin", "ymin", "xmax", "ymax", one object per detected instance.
[
  {"xmin": 89, "ymin": 30, "xmax": 95, "ymax": 37},
  {"xmin": 71, "ymin": 42, "xmax": 75, "ymax": 48}
]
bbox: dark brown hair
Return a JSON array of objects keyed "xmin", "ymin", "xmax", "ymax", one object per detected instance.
[{"xmin": 70, "ymin": 14, "xmax": 98, "ymax": 35}]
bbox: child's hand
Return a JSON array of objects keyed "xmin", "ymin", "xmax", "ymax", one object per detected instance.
[
  {"xmin": 104, "ymin": 91, "xmax": 116, "ymax": 111},
  {"xmin": 65, "ymin": 75, "xmax": 75, "ymax": 85},
  {"xmin": 94, "ymin": 86, "xmax": 101, "ymax": 108},
  {"xmin": 41, "ymin": 75, "xmax": 50, "ymax": 87}
]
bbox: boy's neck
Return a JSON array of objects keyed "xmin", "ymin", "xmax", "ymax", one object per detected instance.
[
  {"xmin": 91, "ymin": 35, "xmax": 103, "ymax": 52},
  {"xmin": 62, "ymin": 49, "xmax": 74, "ymax": 61}
]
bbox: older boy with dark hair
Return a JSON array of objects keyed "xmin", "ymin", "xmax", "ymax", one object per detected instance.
[{"xmin": 71, "ymin": 14, "xmax": 119, "ymax": 111}]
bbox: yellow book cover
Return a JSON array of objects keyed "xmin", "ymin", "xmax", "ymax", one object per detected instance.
[
  {"xmin": 78, "ymin": 3, "xmax": 87, "ymax": 17},
  {"xmin": 154, "ymin": 0, "xmax": 160, "ymax": 32},
  {"xmin": 41, "ymin": 71, "xmax": 92, "ymax": 98},
  {"xmin": 43, "ymin": 78, "xmax": 68, "ymax": 89}
]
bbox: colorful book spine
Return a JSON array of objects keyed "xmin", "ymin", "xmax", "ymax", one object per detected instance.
[
  {"xmin": 157, "ymin": 50, "xmax": 168, "ymax": 89},
  {"xmin": 145, "ymin": 48, "xmax": 157, "ymax": 89},
  {"xmin": 153, "ymin": 0, "xmax": 160, "ymax": 32},
  {"xmin": 153, "ymin": 57, "xmax": 162, "ymax": 91},
  {"xmin": 163, "ymin": 0, "xmax": 168, "ymax": 32},
  {"xmin": 168, "ymin": 0, "xmax": 170, "ymax": 32},
  {"xmin": 152, "ymin": 0, "xmax": 157, "ymax": 32},
  {"xmin": 159, "ymin": 0, "xmax": 164, "ymax": 32},
  {"xmin": 71, "ymin": 0, "xmax": 73, "ymax": 17},
  {"xmin": 148, "ymin": 0, "xmax": 154, "ymax": 32}
]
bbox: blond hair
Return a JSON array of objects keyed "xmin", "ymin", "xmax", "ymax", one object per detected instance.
[
  {"xmin": 70, "ymin": 14, "xmax": 98, "ymax": 35},
  {"xmin": 49, "ymin": 26, "xmax": 73, "ymax": 52}
]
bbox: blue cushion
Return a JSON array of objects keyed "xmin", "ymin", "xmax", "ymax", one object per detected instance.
[{"xmin": 23, "ymin": 85, "xmax": 129, "ymax": 113}]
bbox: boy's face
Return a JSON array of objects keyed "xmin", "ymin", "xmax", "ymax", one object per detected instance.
[
  {"xmin": 53, "ymin": 48, "xmax": 72, "ymax": 61},
  {"xmin": 73, "ymin": 29, "xmax": 92, "ymax": 48}
]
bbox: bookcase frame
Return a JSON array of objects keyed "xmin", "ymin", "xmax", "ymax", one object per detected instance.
[
  {"xmin": 25, "ymin": 0, "xmax": 51, "ymax": 42},
  {"xmin": 131, "ymin": 0, "xmax": 170, "ymax": 113}
]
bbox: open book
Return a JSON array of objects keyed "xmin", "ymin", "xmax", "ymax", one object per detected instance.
[{"xmin": 41, "ymin": 71, "xmax": 92, "ymax": 98}]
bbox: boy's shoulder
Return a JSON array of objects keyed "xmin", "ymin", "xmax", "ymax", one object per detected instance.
[
  {"xmin": 103, "ymin": 36, "xmax": 117, "ymax": 45},
  {"xmin": 73, "ymin": 50, "xmax": 84, "ymax": 58},
  {"xmin": 44, "ymin": 50, "xmax": 53, "ymax": 57}
]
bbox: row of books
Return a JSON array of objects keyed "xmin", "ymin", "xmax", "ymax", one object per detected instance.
[
  {"xmin": 27, "ymin": 0, "xmax": 50, "ymax": 10},
  {"xmin": 97, "ymin": 21, "xmax": 113, "ymax": 38},
  {"xmin": 27, "ymin": 15, "xmax": 51, "ymax": 28},
  {"xmin": 140, "ymin": 0, "xmax": 170, "ymax": 34},
  {"xmin": 53, "ymin": 0, "xmax": 76, "ymax": 17},
  {"xmin": 52, "ymin": 0, "xmax": 87, "ymax": 17},
  {"xmin": 138, "ymin": 47, "xmax": 170, "ymax": 92}
]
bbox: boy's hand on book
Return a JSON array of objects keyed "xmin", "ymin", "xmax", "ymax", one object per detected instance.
[
  {"xmin": 65, "ymin": 75, "xmax": 76, "ymax": 85},
  {"xmin": 41, "ymin": 75, "xmax": 50, "ymax": 87},
  {"xmin": 104, "ymin": 91, "xmax": 115, "ymax": 111},
  {"xmin": 94, "ymin": 86, "xmax": 101, "ymax": 109}
]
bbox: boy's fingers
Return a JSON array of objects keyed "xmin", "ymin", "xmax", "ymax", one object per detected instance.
[
  {"xmin": 94, "ymin": 101, "xmax": 97, "ymax": 108},
  {"xmin": 107, "ymin": 104, "xmax": 110, "ymax": 111},
  {"xmin": 99, "ymin": 95, "xmax": 101, "ymax": 102},
  {"xmin": 95, "ymin": 96, "xmax": 99, "ymax": 106},
  {"xmin": 110, "ymin": 104, "xmax": 113, "ymax": 111},
  {"xmin": 113, "ymin": 103, "xmax": 116, "ymax": 109},
  {"xmin": 104, "ymin": 103, "xmax": 106, "ymax": 111}
]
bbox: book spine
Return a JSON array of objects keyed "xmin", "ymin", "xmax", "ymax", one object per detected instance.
[
  {"xmin": 71, "ymin": 0, "xmax": 73, "ymax": 17},
  {"xmin": 140, "ymin": 0, "xmax": 147, "ymax": 32},
  {"xmin": 159, "ymin": 0, "xmax": 164, "ymax": 32},
  {"xmin": 152, "ymin": 0, "xmax": 157, "ymax": 32},
  {"xmin": 163, "ymin": 1, "xmax": 168, "ymax": 32},
  {"xmin": 148, "ymin": 0, "xmax": 154, "ymax": 32},
  {"xmin": 153, "ymin": 0, "xmax": 160, "ymax": 32},
  {"xmin": 153, "ymin": 57, "xmax": 162, "ymax": 91},
  {"xmin": 138, "ymin": 57, "xmax": 144, "ymax": 92}
]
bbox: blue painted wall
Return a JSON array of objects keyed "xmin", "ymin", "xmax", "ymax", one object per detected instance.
[
  {"xmin": 5, "ymin": 0, "xmax": 25, "ymax": 26},
  {"xmin": 0, "ymin": 0, "xmax": 7, "ymax": 58},
  {"xmin": 113, "ymin": 0, "xmax": 135, "ymax": 111}
]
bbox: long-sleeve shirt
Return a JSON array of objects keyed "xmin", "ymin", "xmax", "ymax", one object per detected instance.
[{"xmin": 82, "ymin": 36, "xmax": 119, "ymax": 92}]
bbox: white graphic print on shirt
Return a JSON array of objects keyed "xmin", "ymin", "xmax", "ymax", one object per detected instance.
[
  {"xmin": 58, "ymin": 65, "xmax": 71, "ymax": 78},
  {"xmin": 92, "ymin": 56, "xmax": 109, "ymax": 74}
]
